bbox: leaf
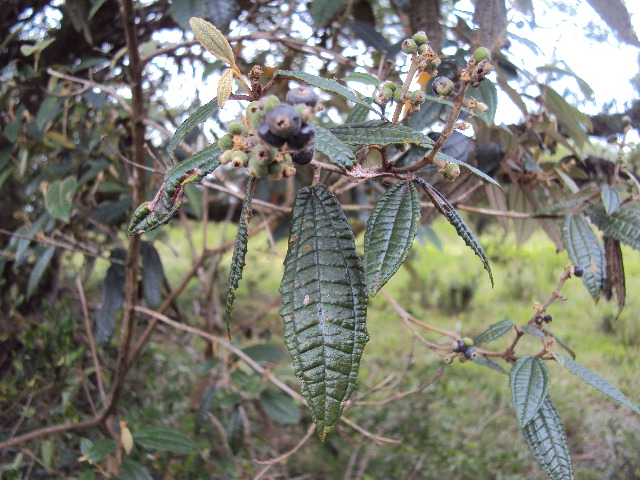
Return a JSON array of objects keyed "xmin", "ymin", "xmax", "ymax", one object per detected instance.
[
  {"xmin": 279, "ymin": 185, "xmax": 369, "ymax": 440},
  {"xmin": 88, "ymin": 0, "xmax": 109, "ymax": 19},
  {"xmin": 436, "ymin": 150, "xmax": 502, "ymax": 189},
  {"xmin": 542, "ymin": 86, "xmax": 591, "ymax": 148},
  {"xmin": 343, "ymin": 72, "xmax": 380, "ymax": 86},
  {"xmin": 241, "ymin": 344, "xmax": 288, "ymax": 363},
  {"xmin": 120, "ymin": 460, "xmax": 153, "ymax": 480},
  {"xmin": 364, "ymin": 180, "xmax": 420, "ymax": 296},
  {"xmin": 189, "ymin": 17, "xmax": 235, "ymax": 66},
  {"xmin": 600, "ymin": 185, "xmax": 620, "ymax": 215},
  {"xmin": 345, "ymin": 101, "xmax": 372, "ymax": 124},
  {"xmin": 45, "ymin": 176, "xmax": 78, "ymax": 223},
  {"xmin": 417, "ymin": 179, "xmax": 494, "ymax": 286},
  {"xmin": 314, "ymin": 125, "xmax": 357, "ymax": 170},
  {"xmin": 134, "ymin": 426, "xmax": 199, "ymax": 453},
  {"xmin": 474, "ymin": 319, "xmax": 515, "ymax": 345},
  {"xmin": 469, "ymin": 79, "xmax": 498, "ymax": 125},
  {"xmin": 274, "ymin": 71, "xmax": 379, "ymax": 112},
  {"xmin": 260, "ymin": 390, "xmax": 301, "ymax": 424},
  {"xmin": 217, "ymin": 68, "xmax": 234, "ymax": 109},
  {"xmin": 587, "ymin": 205, "xmax": 640, "ymax": 251},
  {"xmin": 509, "ymin": 356, "xmax": 550, "ymax": 427},
  {"xmin": 311, "ymin": 0, "xmax": 344, "ymax": 28},
  {"xmin": 350, "ymin": 21, "xmax": 391, "ymax": 52},
  {"xmin": 95, "ymin": 249, "xmax": 126, "ymax": 344},
  {"xmin": 170, "ymin": 0, "xmax": 237, "ymax": 31},
  {"xmin": 20, "ymin": 37, "xmax": 55, "ymax": 56},
  {"xmin": 537, "ymin": 65, "xmax": 594, "ymax": 100},
  {"xmin": 225, "ymin": 179, "xmax": 255, "ymax": 338},
  {"xmin": 585, "ymin": 0, "xmax": 639, "ymax": 47},
  {"xmin": 545, "ymin": 329, "xmax": 576, "ymax": 360},
  {"xmin": 26, "ymin": 246, "xmax": 56, "ymax": 300},
  {"xmin": 141, "ymin": 242, "xmax": 164, "ymax": 309},
  {"xmin": 603, "ymin": 236, "xmax": 625, "ymax": 319},
  {"xmin": 521, "ymin": 396, "xmax": 574, "ymax": 480},
  {"xmin": 329, "ymin": 120, "xmax": 434, "ymax": 148},
  {"xmin": 561, "ymin": 214, "xmax": 605, "ymax": 300},
  {"xmin": 472, "ymin": 355, "xmax": 507, "ymax": 374},
  {"xmin": 558, "ymin": 355, "xmax": 640, "ymax": 415},
  {"xmin": 520, "ymin": 324, "xmax": 545, "ymax": 339},
  {"xmin": 226, "ymin": 406, "xmax": 244, "ymax": 453},
  {"xmin": 168, "ymin": 97, "xmax": 219, "ymax": 159},
  {"xmin": 85, "ymin": 438, "xmax": 116, "ymax": 463},
  {"xmin": 509, "ymin": 186, "xmax": 536, "ymax": 247}
]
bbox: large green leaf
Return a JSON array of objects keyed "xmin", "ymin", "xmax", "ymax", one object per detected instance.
[
  {"xmin": 274, "ymin": 71, "xmax": 378, "ymax": 112},
  {"xmin": 472, "ymin": 355, "xmax": 507, "ymax": 374},
  {"xmin": 260, "ymin": 389, "xmax": 301, "ymax": 424},
  {"xmin": 558, "ymin": 355, "xmax": 640, "ymax": 415},
  {"xmin": 542, "ymin": 86, "xmax": 591, "ymax": 148},
  {"xmin": 95, "ymin": 249, "xmax": 126, "ymax": 344},
  {"xmin": 45, "ymin": 176, "xmax": 78, "ymax": 223},
  {"xmin": 474, "ymin": 319, "xmax": 515, "ymax": 345},
  {"xmin": 315, "ymin": 125, "xmax": 357, "ymax": 170},
  {"xmin": 224, "ymin": 179, "xmax": 255, "ymax": 337},
  {"xmin": 279, "ymin": 184, "xmax": 369, "ymax": 440},
  {"xmin": 417, "ymin": 179, "xmax": 494, "ymax": 286},
  {"xmin": 26, "ymin": 245, "xmax": 56, "ymax": 300},
  {"xmin": 120, "ymin": 460, "xmax": 153, "ymax": 480},
  {"xmin": 329, "ymin": 120, "xmax": 434, "ymax": 148},
  {"xmin": 364, "ymin": 180, "xmax": 420, "ymax": 296},
  {"xmin": 311, "ymin": 0, "xmax": 344, "ymax": 28},
  {"xmin": 141, "ymin": 242, "xmax": 164, "ymax": 309},
  {"xmin": 600, "ymin": 185, "xmax": 620, "ymax": 215},
  {"xmin": 134, "ymin": 426, "xmax": 199, "ymax": 453},
  {"xmin": 345, "ymin": 99, "xmax": 374, "ymax": 124},
  {"xmin": 587, "ymin": 205, "xmax": 640, "ymax": 250},
  {"xmin": 522, "ymin": 396, "xmax": 574, "ymax": 480},
  {"xmin": 168, "ymin": 97, "xmax": 219, "ymax": 159},
  {"xmin": 469, "ymin": 79, "xmax": 498, "ymax": 125},
  {"xmin": 561, "ymin": 214, "xmax": 605, "ymax": 300},
  {"xmin": 509, "ymin": 356, "xmax": 550, "ymax": 427}
]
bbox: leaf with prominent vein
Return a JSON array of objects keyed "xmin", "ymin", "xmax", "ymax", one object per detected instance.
[
  {"xmin": 561, "ymin": 214, "xmax": 605, "ymax": 300},
  {"xmin": 472, "ymin": 355, "xmax": 507, "ymax": 374},
  {"xmin": 510, "ymin": 356, "xmax": 550, "ymax": 427},
  {"xmin": 279, "ymin": 185, "xmax": 369, "ymax": 440},
  {"xmin": 345, "ymin": 99, "xmax": 373, "ymax": 124},
  {"xmin": 225, "ymin": 178, "xmax": 255, "ymax": 338},
  {"xmin": 189, "ymin": 17, "xmax": 235, "ymax": 66},
  {"xmin": 417, "ymin": 179, "xmax": 493, "ymax": 286},
  {"xmin": 558, "ymin": 355, "xmax": 640, "ymax": 415},
  {"xmin": 168, "ymin": 97, "xmax": 219, "ymax": 159},
  {"xmin": 315, "ymin": 125, "xmax": 357, "ymax": 170},
  {"xmin": 587, "ymin": 205, "xmax": 640, "ymax": 250},
  {"xmin": 274, "ymin": 71, "xmax": 379, "ymax": 112},
  {"xmin": 600, "ymin": 185, "xmax": 620, "ymax": 215},
  {"xmin": 474, "ymin": 319, "xmax": 515, "ymax": 345},
  {"xmin": 522, "ymin": 395, "xmax": 574, "ymax": 480},
  {"xmin": 364, "ymin": 180, "xmax": 420, "ymax": 296},
  {"xmin": 330, "ymin": 120, "xmax": 434, "ymax": 147},
  {"xmin": 217, "ymin": 68, "xmax": 234, "ymax": 109},
  {"xmin": 520, "ymin": 324, "xmax": 545, "ymax": 339}
]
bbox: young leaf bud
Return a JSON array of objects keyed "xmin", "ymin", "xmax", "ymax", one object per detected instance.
[
  {"xmin": 218, "ymin": 134, "xmax": 233, "ymax": 150},
  {"xmin": 402, "ymin": 39, "xmax": 418, "ymax": 54},
  {"xmin": 286, "ymin": 86, "xmax": 319, "ymax": 108},
  {"xmin": 412, "ymin": 31, "xmax": 428, "ymax": 45},
  {"xmin": 265, "ymin": 104, "xmax": 302, "ymax": 139},
  {"xmin": 432, "ymin": 77, "xmax": 454, "ymax": 96},
  {"xmin": 473, "ymin": 47, "xmax": 491, "ymax": 63}
]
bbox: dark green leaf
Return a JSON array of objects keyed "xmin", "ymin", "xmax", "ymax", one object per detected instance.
[
  {"xmin": 311, "ymin": 0, "xmax": 344, "ymax": 28},
  {"xmin": 170, "ymin": 0, "xmax": 237, "ymax": 31},
  {"xmin": 168, "ymin": 97, "xmax": 219, "ymax": 159},
  {"xmin": 558, "ymin": 355, "xmax": 640, "ymax": 415},
  {"xmin": 241, "ymin": 344, "xmax": 288, "ymax": 363},
  {"xmin": 520, "ymin": 324, "xmax": 545, "ymax": 339},
  {"xmin": 542, "ymin": 86, "xmax": 591, "ymax": 148},
  {"xmin": 364, "ymin": 180, "xmax": 420, "ymax": 296},
  {"xmin": 226, "ymin": 406, "xmax": 244, "ymax": 453},
  {"xmin": 274, "ymin": 71, "xmax": 379, "ymax": 112},
  {"xmin": 141, "ymin": 242, "xmax": 164, "ymax": 309},
  {"xmin": 88, "ymin": 0, "xmax": 109, "ymax": 19},
  {"xmin": 537, "ymin": 65, "xmax": 594, "ymax": 100},
  {"xmin": 510, "ymin": 356, "xmax": 550, "ymax": 427},
  {"xmin": 45, "ymin": 177, "xmax": 78, "ymax": 223},
  {"xmin": 225, "ymin": 179, "xmax": 255, "ymax": 337},
  {"xmin": 545, "ymin": 329, "xmax": 576, "ymax": 360},
  {"xmin": 120, "ymin": 460, "xmax": 153, "ymax": 480},
  {"xmin": 600, "ymin": 186, "xmax": 620, "ymax": 215},
  {"xmin": 95, "ymin": 249, "xmax": 126, "ymax": 344},
  {"xmin": 472, "ymin": 355, "xmax": 507, "ymax": 374},
  {"xmin": 197, "ymin": 385, "xmax": 217, "ymax": 423},
  {"xmin": 134, "ymin": 426, "xmax": 199, "ymax": 453},
  {"xmin": 343, "ymin": 72, "xmax": 380, "ymax": 86},
  {"xmin": 521, "ymin": 396, "xmax": 574, "ymax": 480},
  {"xmin": 260, "ymin": 390, "xmax": 301, "ymax": 424},
  {"xmin": 474, "ymin": 319, "xmax": 515, "ymax": 345},
  {"xmin": 469, "ymin": 79, "xmax": 498, "ymax": 124},
  {"xmin": 26, "ymin": 246, "xmax": 55, "ymax": 300},
  {"xmin": 561, "ymin": 214, "xmax": 605, "ymax": 300},
  {"xmin": 417, "ymin": 179, "xmax": 493, "ymax": 286},
  {"xmin": 279, "ymin": 185, "xmax": 369, "ymax": 440},
  {"xmin": 345, "ymin": 100, "xmax": 373, "ymax": 124},
  {"xmin": 587, "ymin": 205, "xmax": 640, "ymax": 250},
  {"xmin": 315, "ymin": 125, "xmax": 357, "ymax": 170},
  {"xmin": 85, "ymin": 438, "xmax": 116, "ymax": 463},
  {"xmin": 330, "ymin": 120, "xmax": 434, "ymax": 148},
  {"xmin": 36, "ymin": 96, "xmax": 61, "ymax": 132}
]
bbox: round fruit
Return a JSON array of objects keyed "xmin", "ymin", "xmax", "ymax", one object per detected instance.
[
  {"xmin": 412, "ymin": 31, "xmax": 428, "ymax": 45},
  {"xmin": 410, "ymin": 90, "xmax": 426, "ymax": 104},
  {"xmin": 573, "ymin": 265, "xmax": 585, "ymax": 277},
  {"xmin": 286, "ymin": 86, "xmax": 319, "ymax": 108},
  {"xmin": 259, "ymin": 95, "xmax": 280, "ymax": 112},
  {"xmin": 291, "ymin": 147, "xmax": 314, "ymax": 165},
  {"xmin": 464, "ymin": 347, "xmax": 477, "ymax": 360},
  {"xmin": 442, "ymin": 162, "xmax": 460, "ymax": 181},
  {"xmin": 432, "ymin": 76, "xmax": 454, "ymax": 96},
  {"xmin": 230, "ymin": 151, "xmax": 248, "ymax": 168},
  {"xmin": 287, "ymin": 123, "xmax": 316, "ymax": 150},
  {"xmin": 452, "ymin": 340, "xmax": 465, "ymax": 353},
  {"xmin": 218, "ymin": 134, "xmax": 233, "ymax": 150},
  {"xmin": 402, "ymin": 39, "xmax": 418, "ymax": 54},
  {"xmin": 251, "ymin": 143, "xmax": 274, "ymax": 165},
  {"xmin": 462, "ymin": 337, "xmax": 474, "ymax": 348},
  {"xmin": 228, "ymin": 123, "xmax": 244, "ymax": 135},
  {"xmin": 382, "ymin": 81, "xmax": 397, "ymax": 91},
  {"xmin": 543, "ymin": 314, "xmax": 553, "ymax": 323},
  {"xmin": 473, "ymin": 47, "xmax": 491, "ymax": 63},
  {"xmin": 257, "ymin": 122, "xmax": 286, "ymax": 148},
  {"xmin": 534, "ymin": 315, "xmax": 543, "ymax": 326},
  {"xmin": 247, "ymin": 157, "xmax": 268, "ymax": 178},
  {"xmin": 265, "ymin": 104, "xmax": 302, "ymax": 139}
]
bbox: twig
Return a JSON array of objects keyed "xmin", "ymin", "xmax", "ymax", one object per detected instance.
[{"xmin": 253, "ymin": 424, "xmax": 316, "ymax": 480}]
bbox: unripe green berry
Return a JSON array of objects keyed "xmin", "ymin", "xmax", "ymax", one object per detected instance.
[
  {"xmin": 393, "ymin": 89, "xmax": 403, "ymax": 103},
  {"xmin": 621, "ymin": 115, "xmax": 632, "ymax": 126},
  {"xmin": 379, "ymin": 87, "xmax": 394, "ymax": 103},
  {"xmin": 218, "ymin": 134, "xmax": 233, "ymax": 150},
  {"xmin": 259, "ymin": 95, "xmax": 280, "ymax": 113},
  {"xmin": 382, "ymin": 81, "xmax": 397, "ymax": 91},
  {"xmin": 444, "ymin": 356, "xmax": 453, "ymax": 365},
  {"xmin": 246, "ymin": 101, "xmax": 259, "ymax": 116},
  {"xmin": 473, "ymin": 47, "xmax": 491, "ymax": 63},
  {"xmin": 418, "ymin": 44, "xmax": 430, "ymax": 55},
  {"xmin": 251, "ymin": 143, "xmax": 273, "ymax": 165},
  {"xmin": 475, "ymin": 102, "xmax": 489, "ymax": 114},
  {"xmin": 247, "ymin": 157, "xmax": 268, "ymax": 178},
  {"xmin": 268, "ymin": 161, "xmax": 284, "ymax": 177},
  {"xmin": 230, "ymin": 151, "xmax": 248, "ymax": 168},
  {"xmin": 412, "ymin": 31, "xmax": 428, "ymax": 45},
  {"xmin": 462, "ymin": 337, "xmax": 474, "ymax": 348},
  {"xmin": 441, "ymin": 162, "xmax": 460, "ymax": 181},
  {"xmin": 248, "ymin": 111, "xmax": 264, "ymax": 129},
  {"xmin": 228, "ymin": 123, "xmax": 244, "ymax": 136},
  {"xmin": 410, "ymin": 90, "xmax": 426, "ymax": 104},
  {"xmin": 402, "ymin": 39, "xmax": 418, "ymax": 54},
  {"xmin": 432, "ymin": 76, "xmax": 454, "ymax": 96},
  {"xmin": 219, "ymin": 149, "xmax": 233, "ymax": 165}
]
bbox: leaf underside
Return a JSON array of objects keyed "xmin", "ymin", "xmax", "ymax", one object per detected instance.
[
  {"xmin": 329, "ymin": 120, "xmax": 434, "ymax": 148},
  {"xmin": 315, "ymin": 125, "xmax": 357, "ymax": 170},
  {"xmin": 225, "ymin": 178, "xmax": 256, "ymax": 338},
  {"xmin": 279, "ymin": 184, "xmax": 369, "ymax": 440},
  {"xmin": 168, "ymin": 97, "xmax": 219, "ymax": 159},
  {"xmin": 510, "ymin": 355, "xmax": 550, "ymax": 427},
  {"xmin": 522, "ymin": 396, "xmax": 574, "ymax": 480},
  {"xmin": 561, "ymin": 214, "xmax": 605, "ymax": 300},
  {"xmin": 587, "ymin": 204, "xmax": 640, "ymax": 251},
  {"xmin": 417, "ymin": 179, "xmax": 494, "ymax": 286},
  {"xmin": 474, "ymin": 319, "xmax": 515, "ymax": 345},
  {"xmin": 364, "ymin": 180, "xmax": 420, "ymax": 296}
]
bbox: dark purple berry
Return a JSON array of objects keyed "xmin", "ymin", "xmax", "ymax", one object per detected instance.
[
  {"xmin": 543, "ymin": 314, "xmax": 552, "ymax": 323},
  {"xmin": 286, "ymin": 123, "xmax": 316, "ymax": 150},
  {"xmin": 291, "ymin": 147, "xmax": 314, "ymax": 165},
  {"xmin": 534, "ymin": 315, "xmax": 543, "ymax": 326},
  {"xmin": 286, "ymin": 86, "xmax": 319, "ymax": 108},
  {"xmin": 257, "ymin": 121, "xmax": 286, "ymax": 148},
  {"xmin": 265, "ymin": 104, "xmax": 301, "ymax": 139},
  {"xmin": 573, "ymin": 265, "xmax": 584, "ymax": 277},
  {"xmin": 464, "ymin": 347, "xmax": 477, "ymax": 360},
  {"xmin": 452, "ymin": 340, "xmax": 465, "ymax": 353}
]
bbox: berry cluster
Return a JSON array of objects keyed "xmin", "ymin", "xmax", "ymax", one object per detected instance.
[
  {"xmin": 533, "ymin": 314, "xmax": 553, "ymax": 326},
  {"xmin": 451, "ymin": 337, "xmax": 477, "ymax": 360},
  {"xmin": 218, "ymin": 87, "xmax": 321, "ymax": 179},
  {"xmin": 462, "ymin": 47, "xmax": 494, "ymax": 88},
  {"xmin": 376, "ymin": 80, "xmax": 426, "ymax": 112}
]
